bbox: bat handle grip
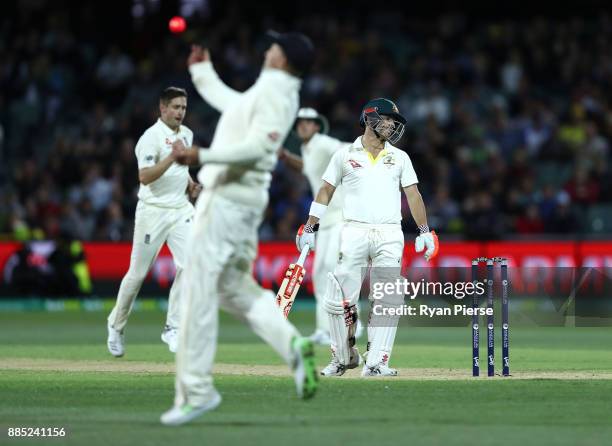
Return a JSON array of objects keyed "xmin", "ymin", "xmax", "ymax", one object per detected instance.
[{"xmin": 296, "ymin": 244, "xmax": 310, "ymax": 266}]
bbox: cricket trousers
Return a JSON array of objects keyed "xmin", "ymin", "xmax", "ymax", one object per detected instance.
[
  {"xmin": 332, "ymin": 221, "xmax": 404, "ymax": 367},
  {"xmin": 108, "ymin": 200, "xmax": 194, "ymax": 331},
  {"xmin": 174, "ymin": 192, "xmax": 299, "ymax": 407},
  {"xmin": 312, "ymin": 222, "xmax": 342, "ymax": 334}
]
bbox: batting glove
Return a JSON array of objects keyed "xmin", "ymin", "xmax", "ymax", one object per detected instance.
[
  {"xmin": 415, "ymin": 230, "xmax": 439, "ymax": 261},
  {"xmin": 295, "ymin": 223, "xmax": 318, "ymax": 252}
]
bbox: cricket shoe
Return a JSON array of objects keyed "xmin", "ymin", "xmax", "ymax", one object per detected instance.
[
  {"xmin": 361, "ymin": 362, "xmax": 398, "ymax": 377},
  {"xmin": 291, "ymin": 336, "xmax": 318, "ymax": 399},
  {"xmin": 161, "ymin": 325, "xmax": 178, "ymax": 353},
  {"xmin": 107, "ymin": 324, "xmax": 124, "ymax": 357},
  {"xmin": 320, "ymin": 347, "xmax": 360, "ymax": 377},
  {"xmin": 308, "ymin": 329, "xmax": 331, "ymax": 345},
  {"xmin": 160, "ymin": 391, "xmax": 222, "ymax": 426}
]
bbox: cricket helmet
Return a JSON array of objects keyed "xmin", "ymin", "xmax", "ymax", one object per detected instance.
[{"xmin": 359, "ymin": 98, "xmax": 406, "ymax": 144}]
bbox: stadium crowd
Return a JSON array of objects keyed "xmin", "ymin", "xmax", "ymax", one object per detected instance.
[{"xmin": 1, "ymin": 5, "xmax": 611, "ymax": 242}]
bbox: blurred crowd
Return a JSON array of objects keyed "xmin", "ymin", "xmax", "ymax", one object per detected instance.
[{"xmin": 1, "ymin": 4, "xmax": 611, "ymax": 242}]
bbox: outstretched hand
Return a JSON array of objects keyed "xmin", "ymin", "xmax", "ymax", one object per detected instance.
[{"xmin": 188, "ymin": 45, "xmax": 210, "ymax": 67}]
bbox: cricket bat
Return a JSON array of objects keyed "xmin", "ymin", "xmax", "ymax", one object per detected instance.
[{"xmin": 276, "ymin": 245, "xmax": 310, "ymax": 318}]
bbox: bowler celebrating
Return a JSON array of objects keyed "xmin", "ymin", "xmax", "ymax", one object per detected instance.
[
  {"xmin": 107, "ymin": 87, "xmax": 200, "ymax": 357},
  {"xmin": 160, "ymin": 32, "xmax": 318, "ymax": 426}
]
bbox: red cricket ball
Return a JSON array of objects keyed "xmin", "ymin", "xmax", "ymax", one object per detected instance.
[{"xmin": 169, "ymin": 16, "xmax": 186, "ymax": 34}]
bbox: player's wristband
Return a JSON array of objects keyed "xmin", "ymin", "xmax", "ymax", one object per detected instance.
[
  {"xmin": 304, "ymin": 223, "xmax": 319, "ymax": 233},
  {"xmin": 418, "ymin": 224, "xmax": 430, "ymax": 234},
  {"xmin": 309, "ymin": 202, "xmax": 328, "ymax": 219}
]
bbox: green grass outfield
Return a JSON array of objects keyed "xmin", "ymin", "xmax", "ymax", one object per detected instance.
[{"xmin": 1, "ymin": 310, "xmax": 611, "ymax": 446}]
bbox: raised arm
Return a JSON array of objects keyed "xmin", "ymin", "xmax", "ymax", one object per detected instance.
[
  {"xmin": 188, "ymin": 45, "xmax": 241, "ymax": 113},
  {"xmin": 173, "ymin": 93, "xmax": 291, "ymax": 166}
]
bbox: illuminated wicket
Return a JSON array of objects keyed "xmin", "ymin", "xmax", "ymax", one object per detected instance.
[{"xmin": 471, "ymin": 257, "xmax": 510, "ymax": 377}]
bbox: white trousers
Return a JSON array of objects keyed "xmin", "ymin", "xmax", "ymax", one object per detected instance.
[
  {"xmin": 334, "ymin": 222, "xmax": 404, "ymax": 304},
  {"xmin": 332, "ymin": 222, "xmax": 404, "ymax": 365},
  {"xmin": 312, "ymin": 223, "xmax": 342, "ymax": 333},
  {"xmin": 108, "ymin": 201, "xmax": 194, "ymax": 331},
  {"xmin": 174, "ymin": 192, "xmax": 299, "ymax": 407}
]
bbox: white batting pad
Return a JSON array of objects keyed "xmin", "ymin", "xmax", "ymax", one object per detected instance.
[
  {"xmin": 366, "ymin": 325, "xmax": 398, "ymax": 367},
  {"xmin": 325, "ymin": 273, "xmax": 357, "ymax": 365}
]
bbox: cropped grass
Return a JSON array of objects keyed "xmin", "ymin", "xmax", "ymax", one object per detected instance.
[{"xmin": 1, "ymin": 310, "xmax": 611, "ymax": 445}]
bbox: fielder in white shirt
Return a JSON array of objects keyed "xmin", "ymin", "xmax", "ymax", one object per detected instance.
[
  {"xmin": 107, "ymin": 87, "xmax": 201, "ymax": 357},
  {"xmin": 280, "ymin": 108, "xmax": 363, "ymax": 345},
  {"xmin": 159, "ymin": 31, "xmax": 319, "ymax": 427},
  {"xmin": 296, "ymin": 98, "xmax": 439, "ymax": 377}
]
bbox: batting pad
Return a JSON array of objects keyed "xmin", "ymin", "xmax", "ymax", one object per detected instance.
[
  {"xmin": 325, "ymin": 273, "xmax": 357, "ymax": 365},
  {"xmin": 366, "ymin": 324, "xmax": 398, "ymax": 367}
]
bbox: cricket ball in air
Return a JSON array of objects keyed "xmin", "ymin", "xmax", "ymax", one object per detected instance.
[{"xmin": 169, "ymin": 16, "xmax": 187, "ymax": 34}]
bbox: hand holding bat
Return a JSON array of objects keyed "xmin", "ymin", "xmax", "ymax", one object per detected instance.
[{"xmin": 276, "ymin": 245, "xmax": 310, "ymax": 318}]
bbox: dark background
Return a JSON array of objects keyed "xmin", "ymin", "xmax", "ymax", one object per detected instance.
[{"xmin": 2, "ymin": 0, "xmax": 612, "ymax": 245}]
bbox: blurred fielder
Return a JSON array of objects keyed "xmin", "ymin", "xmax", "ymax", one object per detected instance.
[
  {"xmin": 280, "ymin": 109, "xmax": 362, "ymax": 344},
  {"xmin": 160, "ymin": 32, "xmax": 318, "ymax": 426},
  {"xmin": 296, "ymin": 98, "xmax": 439, "ymax": 377},
  {"xmin": 107, "ymin": 87, "xmax": 201, "ymax": 357}
]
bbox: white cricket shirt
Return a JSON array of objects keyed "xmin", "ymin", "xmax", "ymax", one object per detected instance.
[
  {"xmin": 322, "ymin": 137, "xmax": 418, "ymax": 224},
  {"xmin": 136, "ymin": 118, "xmax": 193, "ymax": 208},
  {"xmin": 189, "ymin": 62, "xmax": 300, "ymax": 210},
  {"xmin": 301, "ymin": 133, "xmax": 349, "ymax": 229}
]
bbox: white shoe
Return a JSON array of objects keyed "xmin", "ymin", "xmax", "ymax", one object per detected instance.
[
  {"xmin": 161, "ymin": 325, "xmax": 178, "ymax": 353},
  {"xmin": 107, "ymin": 324, "xmax": 124, "ymax": 357},
  {"xmin": 361, "ymin": 362, "xmax": 398, "ymax": 377},
  {"xmin": 160, "ymin": 392, "xmax": 222, "ymax": 426},
  {"xmin": 308, "ymin": 329, "xmax": 331, "ymax": 345},
  {"xmin": 320, "ymin": 347, "xmax": 360, "ymax": 377}
]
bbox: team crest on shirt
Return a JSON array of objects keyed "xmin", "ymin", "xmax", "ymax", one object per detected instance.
[
  {"xmin": 165, "ymin": 138, "xmax": 172, "ymax": 146},
  {"xmin": 383, "ymin": 155, "xmax": 395, "ymax": 167},
  {"xmin": 348, "ymin": 159, "xmax": 363, "ymax": 169}
]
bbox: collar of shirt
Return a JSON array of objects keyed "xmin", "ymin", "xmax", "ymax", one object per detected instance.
[
  {"xmin": 350, "ymin": 136, "xmax": 393, "ymax": 164},
  {"xmin": 156, "ymin": 118, "xmax": 182, "ymax": 136},
  {"xmin": 350, "ymin": 136, "xmax": 393, "ymax": 150}
]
